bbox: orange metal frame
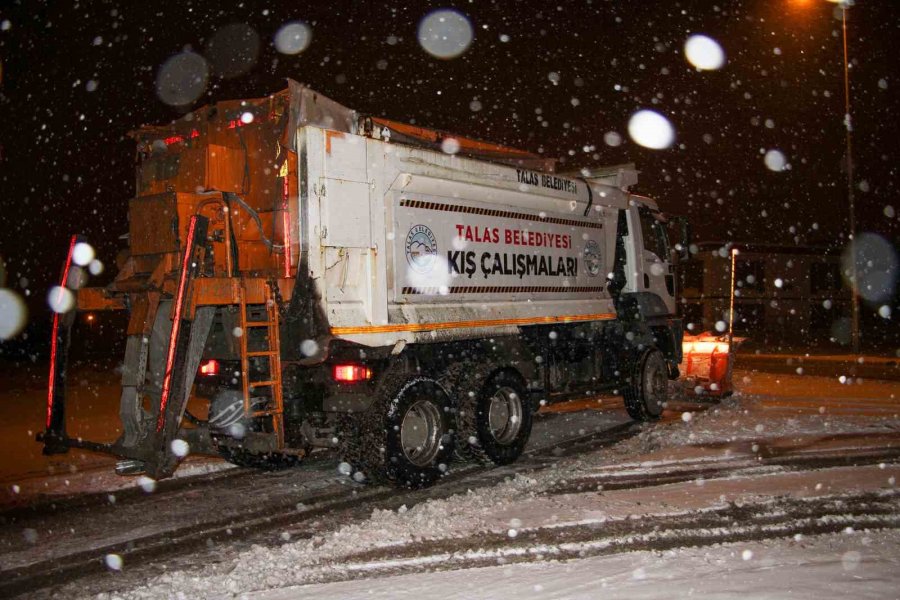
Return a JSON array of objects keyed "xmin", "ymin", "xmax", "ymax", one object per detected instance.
[{"xmin": 330, "ymin": 312, "xmax": 617, "ymax": 336}]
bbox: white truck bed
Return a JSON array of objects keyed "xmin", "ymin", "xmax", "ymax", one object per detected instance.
[{"xmin": 294, "ymin": 126, "xmax": 644, "ymax": 347}]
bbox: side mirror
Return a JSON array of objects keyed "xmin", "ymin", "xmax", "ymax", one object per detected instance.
[{"xmin": 679, "ymin": 218, "xmax": 691, "ymax": 261}]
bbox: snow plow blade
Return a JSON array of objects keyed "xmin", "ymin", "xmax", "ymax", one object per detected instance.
[
  {"xmin": 39, "ymin": 217, "xmax": 217, "ymax": 479},
  {"xmin": 679, "ymin": 333, "xmax": 744, "ymax": 397}
]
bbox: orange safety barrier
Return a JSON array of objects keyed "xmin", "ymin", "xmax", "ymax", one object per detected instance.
[{"xmin": 680, "ymin": 333, "xmax": 743, "ymax": 397}]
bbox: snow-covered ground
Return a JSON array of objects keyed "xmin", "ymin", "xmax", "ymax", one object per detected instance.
[
  {"xmin": 77, "ymin": 371, "xmax": 900, "ymax": 600},
  {"xmin": 0, "ymin": 358, "xmax": 231, "ymax": 508},
  {"xmin": 98, "ymin": 464, "xmax": 900, "ymax": 599},
  {"xmin": 255, "ymin": 529, "xmax": 900, "ymax": 600}
]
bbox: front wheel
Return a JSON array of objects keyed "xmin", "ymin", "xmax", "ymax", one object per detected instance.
[{"xmin": 623, "ymin": 348, "xmax": 668, "ymax": 421}]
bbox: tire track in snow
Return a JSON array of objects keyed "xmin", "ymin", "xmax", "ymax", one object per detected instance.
[
  {"xmin": 0, "ymin": 421, "xmax": 641, "ymax": 597},
  {"xmin": 546, "ymin": 443, "xmax": 900, "ymax": 496},
  {"xmin": 3, "ymin": 423, "xmax": 898, "ymax": 597},
  {"xmin": 285, "ymin": 492, "xmax": 900, "ymax": 587}
]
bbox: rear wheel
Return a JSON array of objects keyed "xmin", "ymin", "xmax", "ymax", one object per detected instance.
[
  {"xmin": 623, "ymin": 348, "xmax": 668, "ymax": 421},
  {"xmin": 339, "ymin": 375, "xmax": 455, "ymax": 488},
  {"xmin": 440, "ymin": 361, "xmax": 496, "ymax": 464},
  {"xmin": 447, "ymin": 365, "xmax": 532, "ymax": 466}
]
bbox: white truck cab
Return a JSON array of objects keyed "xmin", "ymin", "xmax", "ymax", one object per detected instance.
[{"xmin": 628, "ymin": 195, "xmax": 677, "ymax": 317}]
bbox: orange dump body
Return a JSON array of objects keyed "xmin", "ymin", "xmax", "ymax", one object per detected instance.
[{"xmin": 124, "ymin": 91, "xmax": 297, "ymax": 285}]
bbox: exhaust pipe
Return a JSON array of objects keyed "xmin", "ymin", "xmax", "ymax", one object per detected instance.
[{"xmin": 115, "ymin": 459, "xmax": 146, "ymax": 475}]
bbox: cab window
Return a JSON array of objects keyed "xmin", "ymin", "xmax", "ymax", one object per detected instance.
[{"xmin": 639, "ymin": 208, "xmax": 669, "ymax": 259}]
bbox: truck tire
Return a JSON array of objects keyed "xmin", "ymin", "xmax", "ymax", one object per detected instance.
[
  {"xmin": 445, "ymin": 364, "xmax": 532, "ymax": 466},
  {"xmin": 339, "ymin": 375, "xmax": 455, "ymax": 488},
  {"xmin": 440, "ymin": 361, "xmax": 497, "ymax": 464},
  {"xmin": 623, "ymin": 348, "xmax": 668, "ymax": 421},
  {"xmin": 476, "ymin": 371, "xmax": 533, "ymax": 465}
]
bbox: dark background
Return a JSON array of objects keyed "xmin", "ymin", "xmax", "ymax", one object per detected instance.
[{"xmin": 1, "ymin": 0, "xmax": 898, "ymax": 353}]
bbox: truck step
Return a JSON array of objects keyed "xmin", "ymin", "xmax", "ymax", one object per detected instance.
[
  {"xmin": 250, "ymin": 409, "xmax": 283, "ymax": 418},
  {"xmin": 249, "ymin": 380, "xmax": 277, "ymax": 387}
]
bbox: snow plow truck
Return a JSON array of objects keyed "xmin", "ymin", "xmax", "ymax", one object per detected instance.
[{"xmin": 40, "ymin": 82, "xmax": 688, "ymax": 487}]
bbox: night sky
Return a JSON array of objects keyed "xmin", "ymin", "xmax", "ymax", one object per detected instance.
[{"xmin": 1, "ymin": 0, "xmax": 898, "ymax": 331}]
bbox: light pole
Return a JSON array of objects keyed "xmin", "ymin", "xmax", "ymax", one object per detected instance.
[
  {"xmin": 728, "ymin": 248, "xmax": 738, "ymax": 351},
  {"xmin": 828, "ymin": 0, "xmax": 860, "ymax": 353}
]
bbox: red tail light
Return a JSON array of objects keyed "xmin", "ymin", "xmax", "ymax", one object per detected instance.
[
  {"xmin": 199, "ymin": 359, "xmax": 220, "ymax": 376},
  {"xmin": 333, "ymin": 364, "xmax": 372, "ymax": 383}
]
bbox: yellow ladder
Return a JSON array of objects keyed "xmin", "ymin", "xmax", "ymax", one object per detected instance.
[{"xmin": 238, "ymin": 279, "xmax": 285, "ymax": 448}]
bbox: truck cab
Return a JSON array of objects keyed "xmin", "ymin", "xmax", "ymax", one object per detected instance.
[{"xmin": 626, "ymin": 195, "xmax": 678, "ymax": 318}]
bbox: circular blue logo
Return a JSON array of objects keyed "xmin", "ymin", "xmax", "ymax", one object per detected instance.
[
  {"xmin": 405, "ymin": 225, "xmax": 438, "ymax": 274},
  {"xmin": 583, "ymin": 239, "xmax": 602, "ymax": 277}
]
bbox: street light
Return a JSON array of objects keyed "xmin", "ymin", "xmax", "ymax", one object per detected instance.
[
  {"xmin": 826, "ymin": 0, "xmax": 860, "ymax": 353},
  {"xmin": 729, "ymin": 248, "xmax": 738, "ymax": 351}
]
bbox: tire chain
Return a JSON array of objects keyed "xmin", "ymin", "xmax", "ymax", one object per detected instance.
[
  {"xmin": 336, "ymin": 368, "xmax": 413, "ymax": 485},
  {"xmin": 439, "ymin": 359, "xmax": 500, "ymax": 464}
]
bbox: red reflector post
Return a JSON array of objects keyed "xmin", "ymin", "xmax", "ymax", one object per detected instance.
[
  {"xmin": 333, "ymin": 364, "xmax": 372, "ymax": 383},
  {"xmin": 157, "ymin": 215, "xmax": 203, "ymax": 432},
  {"xmin": 199, "ymin": 359, "xmax": 220, "ymax": 376},
  {"xmin": 282, "ymin": 172, "xmax": 292, "ymax": 278},
  {"xmin": 46, "ymin": 234, "xmax": 78, "ymax": 430}
]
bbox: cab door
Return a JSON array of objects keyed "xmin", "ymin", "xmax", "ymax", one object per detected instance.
[{"xmin": 636, "ymin": 206, "xmax": 676, "ymax": 315}]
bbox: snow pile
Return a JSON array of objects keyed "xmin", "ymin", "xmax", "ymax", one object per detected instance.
[
  {"xmin": 107, "ymin": 474, "xmax": 545, "ymax": 598},
  {"xmin": 613, "ymin": 388, "xmax": 898, "ymax": 459}
]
